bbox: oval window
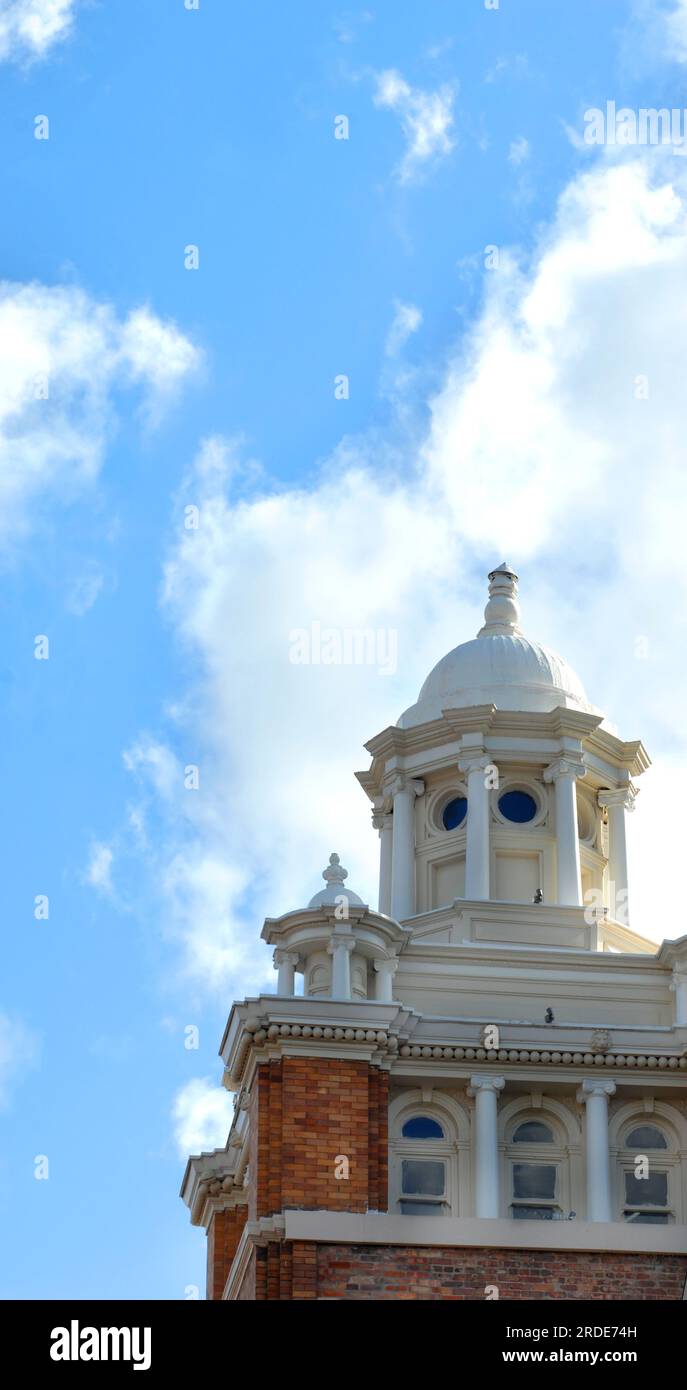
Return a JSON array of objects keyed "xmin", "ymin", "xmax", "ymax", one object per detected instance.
[
  {"xmin": 499, "ymin": 789, "xmax": 537, "ymax": 823},
  {"xmin": 442, "ymin": 796, "xmax": 467, "ymax": 830}
]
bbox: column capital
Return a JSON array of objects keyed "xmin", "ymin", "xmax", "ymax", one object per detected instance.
[
  {"xmin": 373, "ymin": 956, "xmax": 398, "ymax": 973},
  {"xmin": 577, "ymin": 1079, "xmax": 616, "ymax": 1102},
  {"xmin": 467, "ymin": 1074, "xmax": 505, "ymax": 1097},
  {"xmin": 457, "ymin": 753, "xmax": 494, "ymax": 777},
  {"xmin": 598, "ymin": 787, "xmax": 636, "ymax": 813},
  {"xmin": 273, "ymin": 948, "xmax": 300, "ymax": 969},
  {"xmin": 544, "ymin": 757, "xmax": 586, "ymax": 784},
  {"xmin": 372, "ymin": 809, "xmax": 393, "ymax": 832},
  {"xmin": 327, "ymin": 935, "xmax": 356, "ymax": 956},
  {"xmin": 389, "ymin": 774, "xmax": 425, "ymax": 800}
]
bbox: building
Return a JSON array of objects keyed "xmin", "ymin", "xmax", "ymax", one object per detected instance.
[{"xmin": 181, "ymin": 564, "xmax": 687, "ymax": 1300}]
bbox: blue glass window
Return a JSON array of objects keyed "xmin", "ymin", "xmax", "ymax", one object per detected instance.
[
  {"xmin": 499, "ymin": 789, "xmax": 537, "ymax": 823},
  {"xmin": 402, "ymin": 1116, "xmax": 444, "ymax": 1140},
  {"xmin": 442, "ymin": 796, "xmax": 467, "ymax": 830}
]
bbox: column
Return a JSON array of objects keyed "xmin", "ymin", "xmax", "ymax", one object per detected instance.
[
  {"xmin": 670, "ymin": 963, "xmax": 687, "ymax": 1026},
  {"xmin": 390, "ymin": 775, "xmax": 424, "ymax": 921},
  {"xmin": 598, "ymin": 788, "xmax": 635, "ymax": 925},
  {"xmin": 273, "ymin": 949, "xmax": 299, "ymax": 995},
  {"xmin": 328, "ymin": 935, "xmax": 356, "ymax": 1000},
  {"xmin": 458, "ymin": 755, "xmax": 494, "ymax": 899},
  {"xmin": 373, "ymin": 957, "xmax": 398, "ymax": 1002},
  {"xmin": 372, "ymin": 803, "xmax": 393, "ymax": 916},
  {"xmin": 544, "ymin": 757, "xmax": 586, "ymax": 906},
  {"xmin": 577, "ymin": 1079, "xmax": 615, "ymax": 1222},
  {"xmin": 467, "ymin": 1074, "xmax": 505, "ymax": 1217}
]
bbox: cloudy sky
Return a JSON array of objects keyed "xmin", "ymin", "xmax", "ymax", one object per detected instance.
[{"xmin": 2, "ymin": 0, "xmax": 687, "ymax": 1298}]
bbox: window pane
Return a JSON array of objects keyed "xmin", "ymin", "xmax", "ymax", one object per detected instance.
[
  {"xmin": 498, "ymin": 790, "xmax": 537, "ymax": 823},
  {"xmin": 625, "ymin": 1125, "xmax": 667, "ymax": 1151},
  {"xmin": 401, "ymin": 1116, "xmax": 444, "ymax": 1140},
  {"xmin": 399, "ymin": 1200, "xmax": 445, "ymax": 1216},
  {"xmin": 512, "ymin": 1205, "xmax": 557, "ymax": 1220},
  {"xmin": 513, "ymin": 1163, "xmax": 556, "ymax": 1200},
  {"xmin": 624, "ymin": 1171, "xmax": 668, "ymax": 1206},
  {"xmin": 624, "ymin": 1211, "xmax": 670, "ymax": 1225},
  {"xmin": 513, "ymin": 1121, "xmax": 554, "ymax": 1144},
  {"xmin": 442, "ymin": 796, "xmax": 467, "ymax": 830},
  {"xmin": 401, "ymin": 1159, "xmax": 445, "ymax": 1196}
]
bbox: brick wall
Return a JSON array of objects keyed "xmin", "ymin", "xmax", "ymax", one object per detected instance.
[
  {"xmin": 249, "ymin": 1057, "xmax": 388, "ymax": 1219},
  {"xmin": 205, "ymin": 1205, "xmax": 248, "ymax": 1301},
  {"xmin": 315, "ymin": 1243, "xmax": 687, "ymax": 1301},
  {"xmin": 229, "ymin": 1238, "xmax": 687, "ymax": 1300}
]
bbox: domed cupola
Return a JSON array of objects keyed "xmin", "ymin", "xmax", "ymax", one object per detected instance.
[
  {"xmin": 398, "ymin": 564, "xmax": 599, "ymax": 729},
  {"xmin": 357, "ymin": 564, "xmax": 650, "ymax": 935}
]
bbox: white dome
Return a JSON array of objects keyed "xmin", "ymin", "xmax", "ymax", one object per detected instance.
[{"xmin": 398, "ymin": 564, "xmax": 599, "ymax": 730}]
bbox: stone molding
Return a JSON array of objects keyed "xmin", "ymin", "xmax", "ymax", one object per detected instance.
[{"xmin": 228, "ymin": 1015, "xmax": 687, "ymax": 1085}]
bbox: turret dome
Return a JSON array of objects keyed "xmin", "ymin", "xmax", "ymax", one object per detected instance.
[{"xmin": 398, "ymin": 564, "xmax": 599, "ymax": 729}]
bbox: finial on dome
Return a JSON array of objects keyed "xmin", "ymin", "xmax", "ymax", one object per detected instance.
[
  {"xmin": 307, "ymin": 853, "xmax": 365, "ymax": 909},
  {"xmin": 477, "ymin": 562, "xmax": 522, "ymax": 638},
  {"xmin": 322, "ymin": 852, "xmax": 347, "ymax": 887}
]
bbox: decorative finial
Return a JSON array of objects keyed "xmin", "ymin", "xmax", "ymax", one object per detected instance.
[
  {"xmin": 477, "ymin": 562, "xmax": 522, "ymax": 637},
  {"xmin": 322, "ymin": 853, "xmax": 348, "ymax": 886},
  {"xmin": 307, "ymin": 852, "xmax": 364, "ymax": 909}
]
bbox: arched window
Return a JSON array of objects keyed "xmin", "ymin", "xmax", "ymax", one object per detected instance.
[
  {"xmin": 513, "ymin": 1121, "xmax": 554, "ymax": 1144},
  {"xmin": 402, "ymin": 1116, "xmax": 444, "ymax": 1140},
  {"xmin": 390, "ymin": 1096, "xmax": 466, "ymax": 1217},
  {"xmin": 621, "ymin": 1122, "xmax": 672, "ymax": 1224},
  {"xmin": 398, "ymin": 1114, "xmax": 446, "ymax": 1214},
  {"xmin": 624, "ymin": 1125, "xmax": 667, "ymax": 1151},
  {"xmin": 506, "ymin": 1113, "xmax": 567, "ymax": 1220}
]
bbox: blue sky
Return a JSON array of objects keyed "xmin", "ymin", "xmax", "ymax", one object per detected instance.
[{"xmin": 2, "ymin": 0, "xmax": 687, "ymax": 1298}]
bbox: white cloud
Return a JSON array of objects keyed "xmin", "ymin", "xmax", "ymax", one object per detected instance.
[
  {"xmin": 508, "ymin": 136, "xmax": 530, "ymax": 166},
  {"xmin": 0, "ymin": 282, "xmax": 200, "ymax": 552},
  {"xmin": 172, "ymin": 1078, "xmax": 234, "ymax": 1157},
  {"xmin": 0, "ymin": 1013, "xmax": 39, "ymax": 1108},
  {"xmin": 334, "ymin": 9, "xmax": 373, "ymax": 45},
  {"xmin": 123, "ymin": 738, "xmax": 180, "ymax": 803},
  {"xmin": 628, "ymin": 0, "xmax": 687, "ymax": 66},
  {"xmin": 0, "ymin": 0, "xmax": 77, "ymax": 65},
  {"xmin": 385, "ymin": 300, "xmax": 422, "ymax": 356},
  {"xmin": 373, "ymin": 69, "xmax": 455, "ymax": 182},
  {"xmin": 485, "ymin": 53, "xmax": 529, "ymax": 84},
  {"xmin": 65, "ymin": 567, "xmax": 104, "ymax": 616},
  {"xmin": 85, "ymin": 841, "xmax": 114, "ymax": 895},
  {"xmin": 662, "ymin": 0, "xmax": 687, "ymax": 61},
  {"xmin": 120, "ymin": 153, "xmax": 687, "ymax": 1000}
]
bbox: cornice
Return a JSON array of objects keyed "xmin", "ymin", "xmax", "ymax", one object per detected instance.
[
  {"xmin": 218, "ymin": 997, "xmax": 687, "ymax": 1095},
  {"xmin": 394, "ymin": 1041, "xmax": 687, "ymax": 1072},
  {"xmin": 355, "ymin": 705, "xmax": 650, "ymax": 796},
  {"xmin": 219, "ymin": 996, "xmax": 412, "ymax": 1084},
  {"xmin": 281, "ymin": 1209, "xmax": 687, "ymax": 1256},
  {"xmin": 261, "ymin": 902, "xmax": 408, "ymax": 947},
  {"xmin": 657, "ymin": 934, "xmax": 687, "ymax": 969},
  {"xmin": 180, "ymin": 1147, "xmax": 250, "ymax": 1227}
]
